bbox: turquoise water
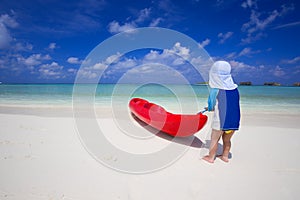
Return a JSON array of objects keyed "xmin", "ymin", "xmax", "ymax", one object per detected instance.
[{"xmin": 0, "ymin": 84, "xmax": 300, "ymax": 114}]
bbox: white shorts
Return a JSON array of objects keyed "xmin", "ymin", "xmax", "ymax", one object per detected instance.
[{"xmin": 211, "ymin": 101, "xmax": 221, "ymax": 130}]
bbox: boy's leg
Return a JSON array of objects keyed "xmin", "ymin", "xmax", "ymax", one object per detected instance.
[
  {"xmin": 219, "ymin": 131, "xmax": 235, "ymax": 162},
  {"xmin": 203, "ymin": 129, "xmax": 223, "ymax": 163}
]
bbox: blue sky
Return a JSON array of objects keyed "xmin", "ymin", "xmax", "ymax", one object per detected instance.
[{"xmin": 0, "ymin": 0, "xmax": 299, "ymax": 84}]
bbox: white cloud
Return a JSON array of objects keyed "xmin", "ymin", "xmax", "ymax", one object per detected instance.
[
  {"xmin": 88, "ymin": 52, "xmax": 122, "ymax": 70},
  {"xmin": 228, "ymin": 60, "xmax": 293, "ymax": 82},
  {"xmin": 114, "ymin": 58, "xmax": 137, "ymax": 69},
  {"xmin": 67, "ymin": 68, "xmax": 77, "ymax": 73},
  {"xmin": 135, "ymin": 8, "xmax": 151, "ymax": 23},
  {"xmin": 149, "ymin": 18, "xmax": 163, "ymax": 27},
  {"xmin": 48, "ymin": 43, "xmax": 57, "ymax": 50},
  {"xmin": 216, "ymin": 0, "xmax": 224, "ymax": 7},
  {"xmin": 101, "ymin": 58, "xmax": 138, "ymax": 80},
  {"xmin": 76, "ymin": 43, "xmax": 213, "ymax": 83},
  {"xmin": 241, "ymin": 0, "xmax": 257, "ymax": 9},
  {"xmin": 0, "ymin": 24, "xmax": 13, "ymax": 49},
  {"xmin": 230, "ymin": 60, "xmax": 256, "ymax": 70},
  {"xmin": 100, "ymin": 58, "xmax": 138, "ymax": 78},
  {"xmin": 105, "ymin": 52, "xmax": 122, "ymax": 64},
  {"xmin": 77, "ymin": 70, "xmax": 98, "ymax": 79},
  {"xmin": 0, "ymin": 58, "xmax": 5, "ymax": 69},
  {"xmin": 218, "ymin": 32, "xmax": 233, "ymax": 44},
  {"xmin": 108, "ymin": 21, "xmax": 136, "ymax": 34},
  {"xmin": 38, "ymin": 62, "xmax": 64, "ymax": 79},
  {"xmin": 0, "ymin": 52, "xmax": 53, "ymax": 75},
  {"xmin": 24, "ymin": 55, "xmax": 42, "ymax": 66},
  {"xmin": 172, "ymin": 57, "xmax": 185, "ymax": 66},
  {"xmin": 122, "ymin": 63, "xmax": 184, "ymax": 84},
  {"xmin": 229, "ymin": 60, "xmax": 261, "ymax": 77},
  {"xmin": 270, "ymin": 66, "xmax": 286, "ymax": 77},
  {"xmin": 273, "ymin": 21, "xmax": 300, "ymax": 30},
  {"xmin": 144, "ymin": 50, "xmax": 160, "ymax": 60},
  {"xmin": 281, "ymin": 56, "xmax": 300, "ymax": 64},
  {"xmin": 14, "ymin": 42, "xmax": 33, "ymax": 51},
  {"xmin": 166, "ymin": 42, "xmax": 190, "ymax": 60},
  {"xmin": 0, "ymin": 14, "xmax": 18, "ymax": 28},
  {"xmin": 241, "ymin": 32, "xmax": 264, "ymax": 44},
  {"xmin": 241, "ymin": 3, "xmax": 294, "ymax": 43},
  {"xmin": 0, "ymin": 14, "xmax": 18, "ymax": 49},
  {"xmin": 18, "ymin": 54, "xmax": 51, "ymax": 67},
  {"xmin": 224, "ymin": 52, "xmax": 237, "ymax": 59},
  {"xmin": 239, "ymin": 47, "xmax": 261, "ymax": 57},
  {"xmin": 293, "ymin": 66, "xmax": 300, "ymax": 75},
  {"xmin": 91, "ymin": 62, "xmax": 107, "ymax": 70},
  {"xmin": 242, "ymin": 10, "xmax": 278, "ymax": 33},
  {"xmin": 143, "ymin": 42, "xmax": 212, "ymax": 72},
  {"xmin": 108, "ymin": 7, "xmax": 159, "ymax": 33},
  {"xmin": 279, "ymin": 4, "xmax": 296, "ymax": 16},
  {"xmin": 77, "ymin": 52, "xmax": 122, "ymax": 79},
  {"xmin": 143, "ymin": 43, "xmax": 192, "ymax": 66},
  {"xmin": 127, "ymin": 65, "xmax": 154, "ymax": 74},
  {"xmin": 67, "ymin": 57, "xmax": 82, "ymax": 64},
  {"xmin": 198, "ymin": 38, "xmax": 210, "ymax": 48}
]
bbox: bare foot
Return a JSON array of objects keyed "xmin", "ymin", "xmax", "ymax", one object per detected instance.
[
  {"xmin": 217, "ymin": 155, "xmax": 229, "ymax": 163},
  {"xmin": 202, "ymin": 155, "xmax": 214, "ymax": 163}
]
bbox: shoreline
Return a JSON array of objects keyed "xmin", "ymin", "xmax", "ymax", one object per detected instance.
[
  {"xmin": 0, "ymin": 104, "xmax": 300, "ymax": 120},
  {"xmin": 1, "ymin": 82, "xmax": 300, "ymax": 87},
  {"xmin": 1, "ymin": 104, "xmax": 300, "ymax": 128}
]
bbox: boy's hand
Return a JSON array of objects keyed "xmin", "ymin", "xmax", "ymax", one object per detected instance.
[{"xmin": 205, "ymin": 107, "xmax": 215, "ymax": 112}]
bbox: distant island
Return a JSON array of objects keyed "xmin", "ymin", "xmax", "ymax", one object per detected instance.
[
  {"xmin": 239, "ymin": 81, "xmax": 252, "ymax": 86},
  {"xmin": 195, "ymin": 82, "xmax": 208, "ymax": 85},
  {"xmin": 238, "ymin": 81, "xmax": 300, "ymax": 86},
  {"xmin": 293, "ymin": 82, "xmax": 300, "ymax": 86},
  {"xmin": 264, "ymin": 82, "xmax": 281, "ymax": 86}
]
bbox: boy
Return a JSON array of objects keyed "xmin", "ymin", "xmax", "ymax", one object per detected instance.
[{"xmin": 203, "ymin": 61, "xmax": 240, "ymax": 163}]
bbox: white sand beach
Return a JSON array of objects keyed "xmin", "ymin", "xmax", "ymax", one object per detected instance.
[{"xmin": 1, "ymin": 106, "xmax": 300, "ymax": 200}]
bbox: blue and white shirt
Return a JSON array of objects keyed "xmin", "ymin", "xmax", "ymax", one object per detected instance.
[{"xmin": 208, "ymin": 88, "xmax": 240, "ymax": 131}]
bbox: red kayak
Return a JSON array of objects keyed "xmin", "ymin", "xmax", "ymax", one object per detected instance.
[{"xmin": 129, "ymin": 98, "xmax": 208, "ymax": 137}]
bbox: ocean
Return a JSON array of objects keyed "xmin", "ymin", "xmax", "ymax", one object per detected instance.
[{"xmin": 0, "ymin": 84, "xmax": 300, "ymax": 115}]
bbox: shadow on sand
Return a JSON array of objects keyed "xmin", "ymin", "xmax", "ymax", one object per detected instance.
[
  {"xmin": 131, "ymin": 113, "xmax": 232, "ymax": 159},
  {"xmin": 205, "ymin": 140, "xmax": 232, "ymax": 159},
  {"xmin": 131, "ymin": 113, "xmax": 204, "ymax": 148}
]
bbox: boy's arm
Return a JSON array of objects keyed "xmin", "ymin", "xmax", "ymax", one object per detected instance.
[{"xmin": 207, "ymin": 88, "xmax": 218, "ymax": 111}]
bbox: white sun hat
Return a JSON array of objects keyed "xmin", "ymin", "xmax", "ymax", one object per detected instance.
[{"xmin": 209, "ymin": 61, "xmax": 238, "ymax": 90}]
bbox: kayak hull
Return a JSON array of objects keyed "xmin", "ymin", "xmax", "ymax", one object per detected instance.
[{"xmin": 129, "ymin": 98, "xmax": 208, "ymax": 137}]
